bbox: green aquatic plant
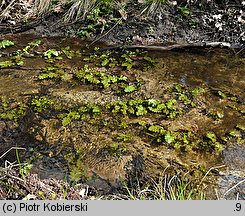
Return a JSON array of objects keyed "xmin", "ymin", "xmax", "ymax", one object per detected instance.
[
  {"xmin": 217, "ymin": 90, "xmax": 227, "ymax": 99},
  {"xmin": 61, "ymin": 46, "xmax": 81, "ymax": 59},
  {"xmin": 106, "ymin": 143, "xmax": 127, "ymax": 158},
  {"xmin": 22, "ymin": 40, "xmax": 42, "ymax": 55},
  {"xmin": 221, "ymin": 126, "xmax": 243, "ymax": 145},
  {"xmin": 0, "ymin": 60, "xmax": 15, "ymax": 68},
  {"xmin": 215, "ymin": 90, "xmax": 239, "ymax": 102},
  {"xmin": 164, "ymin": 131, "xmax": 175, "ymax": 144},
  {"xmin": 121, "ymin": 51, "xmax": 135, "ymax": 70},
  {"xmin": 202, "ymin": 132, "xmax": 222, "ymax": 152},
  {"xmin": 38, "ymin": 66, "xmax": 66, "ymax": 80},
  {"xmin": 172, "ymin": 85, "xmax": 204, "ymax": 107},
  {"xmin": 62, "ymin": 111, "xmax": 80, "ymax": 126},
  {"xmin": 110, "ymin": 98, "xmax": 180, "ymax": 119},
  {"xmin": 100, "ymin": 50, "xmax": 118, "ymax": 68},
  {"xmin": 235, "ymin": 124, "xmax": 245, "ymax": 131},
  {"xmin": 84, "ymin": 50, "xmax": 118, "ymax": 68},
  {"xmin": 147, "ymin": 124, "xmax": 176, "ymax": 144},
  {"xmin": 43, "ymin": 49, "xmax": 60, "ymax": 58},
  {"xmin": 61, "ymin": 103, "xmax": 102, "ymax": 126},
  {"xmin": 206, "ymin": 132, "xmax": 217, "ymax": 143},
  {"xmin": 64, "ymin": 148, "xmax": 89, "ymax": 183},
  {"xmin": 228, "ymin": 130, "xmax": 241, "ymax": 138},
  {"xmin": 0, "ymin": 97, "xmax": 26, "ymax": 120},
  {"xmin": 43, "ymin": 49, "xmax": 62, "ymax": 62},
  {"xmin": 123, "ymin": 84, "xmax": 137, "ymax": 93},
  {"xmin": 84, "ymin": 49, "xmax": 157, "ymax": 70},
  {"xmin": 38, "ymin": 66, "xmax": 59, "ymax": 80},
  {"xmin": 75, "ymin": 65, "xmax": 133, "ymax": 90},
  {"xmin": 31, "ymin": 96, "xmax": 54, "ymax": 113},
  {"xmin": 148, "ymin": 125, "xmax": 165, "ymax": 134},
  {"xmin": 145, "ymin": 122, "xmax": 223, "ymax": 153},
  {"xmin": 178, "ymin": 6, "xmax": 192, "ymax": 17},
  {"xmin": 115, "ymin": 133, "xmax": 133, "ymax": 142},
  {"xmin": 135, "ymin": 104, "xmax": 148, "ymax": 116},
  {"xmin": 207, "ymin": 109, "xmax": 224, "ymax": 120},
  {"xmin": 0, "ymin": 55, "xmax": 24, "ymax": 68},
  {"xmin": 0, "ymin": 40, "xmax": 14, "ymax": 49}
]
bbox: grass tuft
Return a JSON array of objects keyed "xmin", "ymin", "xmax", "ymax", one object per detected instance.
[
  {"xmin": 33, "ymin": 0, "xmax": 53, "ymax": 15},
  {"xmin": 63, "ymin": 0, "xmax": 97, "ymax": 23},
  {"xmin": 124, "ymin": 173, "xmax": 206, "ymax": 200},
  {"xmin": 142, "ymin": 0, "xmax": 170, "ymax": 18}
]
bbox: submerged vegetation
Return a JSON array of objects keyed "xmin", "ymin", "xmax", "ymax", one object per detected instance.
[
  {"xmin": 0, "ymin": 36, "xmax": 244, "ymax": 200},
  {"xmin": 0, "ymin": 0, "xmax": 244, "ymax": 200}
]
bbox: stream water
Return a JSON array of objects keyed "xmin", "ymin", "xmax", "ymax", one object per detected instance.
[{"xmin": 0, "ymin": 34, "xmax": 244, "ymax": 199}]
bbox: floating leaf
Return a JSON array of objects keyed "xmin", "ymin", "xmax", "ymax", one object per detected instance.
[
  {"xmin": 148, "ymin": 125, "xmax": 165, "ymax": 134},
  {"xmin": 217, "ymin": 91, "xmax": 227, "ymax": 99},
  {"xmin": 206, "ymin": 132, "xmax": 216, "ymax": 142},
  {"xmin": 136, "ymin": 105, "xmax": 147, "ymax": 116},
  {"xmin": 124, "ymin": 85, "xmax": 136, "ymax": 93},
  {"xmin": 165, "ymin": 132, "xmax": 175, "ymax": 144},
  {"xmin": 0, "ymin": 40, "xmax": 14, "ymax": 49}
]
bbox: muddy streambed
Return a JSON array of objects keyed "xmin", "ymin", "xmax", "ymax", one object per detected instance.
[{"xmin": 0, "ymin": 34, "xmax": 244, "ymax": 199}]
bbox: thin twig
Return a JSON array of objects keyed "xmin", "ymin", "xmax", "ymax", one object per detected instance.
[
  {"xmin": 0, "ymin": 147, "xmax": 26, "ymax": 160},
  {"xmin": 223, "ymin": 179, "xmax": 245, "ymax": 198},
  {"xmin": 199, "ymin": 165, "xmax": 226, "ymax": 187},
  {"xmin": 89, "ymin": 17, "xmax": 123, "ymax": 47}
]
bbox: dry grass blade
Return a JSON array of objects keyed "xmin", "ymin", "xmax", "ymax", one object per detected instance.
[
  {"xmin": 199, "ymin": 164, "xmax": 226, "ymax": 187},
  {"xmin": 0, "ymin": 0, "xmax": 16, "ymax": 21},
  {"xmin": 63, "ymin": 0, "xmax": 97, "ymax": 23},
  {"xmin": 0, "ymin": 147, "xmax": 26, "ymax": 160},
  {"xmin": 33, "ymin": 0, "xmax": 52, "ymax": 15},
  {"xmin": 223, "ymin": 179, "xmax": 245, "ymax": 199},
  {"xmin": 143, "ymin": 0, "xmax": 169, "ymax": 18}
]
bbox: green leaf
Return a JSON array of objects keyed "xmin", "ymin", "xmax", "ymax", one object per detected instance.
[
  {"xmin": 16, "ymin": 60, "xmax": 24, "ymax": 66},
  {"xmin": 165, "ymin": 132, "xmax": 175, "ymax": 144},
  {"xmin": 166, "ymin": 99, "xmax": 177, "ymax": 110},
  {"xmin": 0, "ymin": 40, "xmax": 14, "ymax": 49},
  {"xmin": 0, "ymin": 60, "xmax": 14, "ymax": 68},
  {"xmin": 236, "ymin": 124, "xmax": 245, "ymax": 131},
  {"xmin": 148, "ymin": 125, "xmax": 165, "ymax": 134},
  {"xmin": 192, "ymin": 87, "xmax": 205, "ymax": 97},
  {"xmin": 216, "ymin": 111, "xmax": 224, "ymax": 119},
  {"xmin": 206, "ymin": 132, "xmax": 216, "ymax": 142},
  {"xmin": 124, "ymin": 85, "xmax": 136, "ymax": 93},
  {"xmin": 148, "ymin": 99, "xmax": 160, "ymax": 106},
  {"xmin": 101, "ymin": 58, "xmax": 110, "ymax": 66},
  {"xmin": 118, "ymin": 75, "xmax": 128, "ymax": 81},
  {"xmin": 144, "ymin": 56, "xmax": 157, "ymax": 63},
  {"xmin": 121, "ymin": 62, "xmax": 133, "ymax": 69},
  {"xmin": 91, "ymin": 105, "xmax": 101, "ymax": 113},
  {"xmin": 101, "ymin": 77, "xmax": 110, "ymax": 88},
  {"xmin": 229, "ymin": 130, "xmax": 241, "ymax": 138},
  {"xmin": 135, "ymin": 105, "xmax": 147, "ymax": 116},
  {"xmin": 148, "ymin": 103, "xmax": 166, "ymax": 113},
  {"xmin": 217, "ymin": 91, "xmax": 227, "ymax": 99},
  {"xmin": 43, "ymin": 49, "xmax": 61, "ymax": 59}
]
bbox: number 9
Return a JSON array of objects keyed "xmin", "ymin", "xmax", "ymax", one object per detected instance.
[{"xmin": 236, "ymin": 203, "xmax": 241, "ymax": 211}]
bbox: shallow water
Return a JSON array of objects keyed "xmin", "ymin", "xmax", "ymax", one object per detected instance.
[{"xmin": 0, "ymin": 34, "xmax": 244, "ymax": 199}]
